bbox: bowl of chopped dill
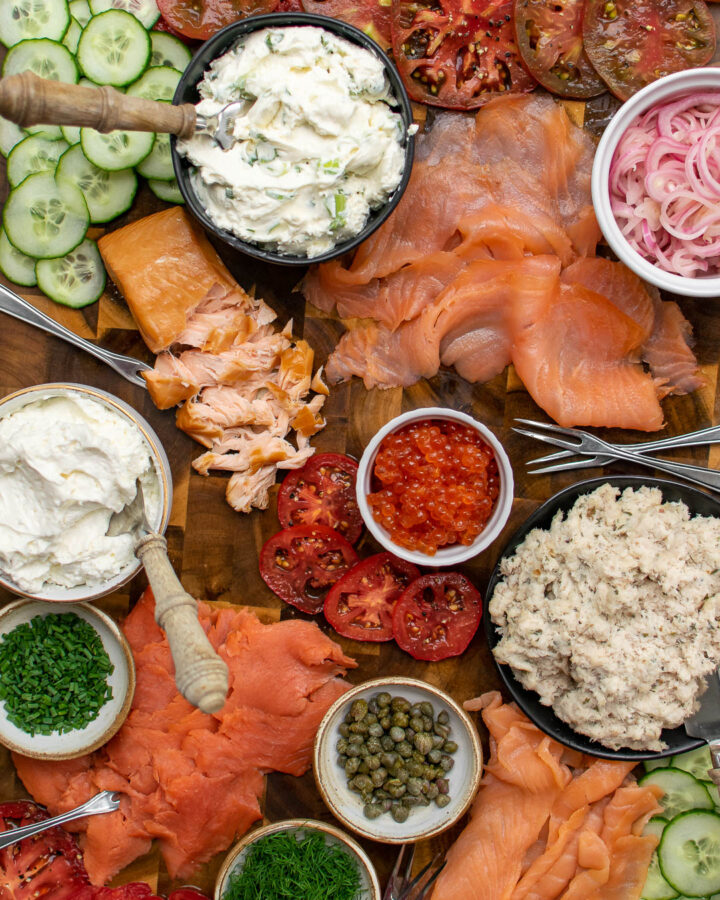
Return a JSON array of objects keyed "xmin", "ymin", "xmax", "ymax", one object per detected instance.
[
  {"xmin": 214, "ymin": 819, "xmax": 381, "ymax": 900},
  {"xmin": 0, "ymin": 599, "xmax": 135, "ymax": 759}
]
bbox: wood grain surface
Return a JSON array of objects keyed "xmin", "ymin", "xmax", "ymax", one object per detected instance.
[{"xmin": 1, "ymin": 28, "xmax": 720, "ymax": 895}]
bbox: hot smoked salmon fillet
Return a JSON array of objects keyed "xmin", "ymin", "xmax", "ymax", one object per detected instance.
[
  {"xmin": 432, "ymin": 693, "xmax": 661, "ymax": 900},
  {"xmin": 13, "ymin": 589, "xmax": 356, "ymax": 885}
]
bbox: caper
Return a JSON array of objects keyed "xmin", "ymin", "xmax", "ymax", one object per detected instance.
[
  {"xmin": 443, "ymin": 740, "xmax": 458, "ymax": 754},
  {"xmin": 336, "ymin": 738, "xmax": 349, "ymax": 754},
  {"xmin": 410, "ymin": 703, "xmax": 422, "ymax": 718},
  {"xmin": 407, "ymin": 760, "xmax": 423, "ymax": 777},
  {"xmin": 381, "ymin": 751, "xmax": 398, "ymax": 768},
  {"xmin": 380, "ymin": 798, "xmax": 392, "ymax": 812},
  {"xmin": 411, "ymin": 750, "xmax": 425, "ymax": 764},
  {"xmin": 440, "ymin": 754, "xmax": 454, "ymax": 772},
  {"xmin": 349, "ymin": 721, "xmax": 368, "ymax": 734},
  {"xmin": 392, "ymin": 696, "xmax": 411, "ymax": 712},
  {"xmin": 380, "ymin": 715, "xmax": 392, "ymax": 730},
  {"xmin": 366, "ymin": 736, "xmax": 382, "ymax": 755},
  {"xmin": 392, "ymin": 803, "xmax": 409, "ymax": 823},
  {"xmin": 348, "ymin": 733, "xmax": 363, "ymax": 745},
  {"xmin": 397, "ymin": 740, "xmax": 413, "ymax": 758},
  {"xmin": 374, "ymin": 789, "xmax": 390, "ymax": 800},
  {"xmin": 405, "ymin": 728, "xmax": 415, "ymax": 743},
  {"xmin": 422, "ymin": 715, "xmax": 434, "ymax": 731},
  {"xmin": 414, "ymin": 733, "xmax": 434, "ymax": 755},
  {"xmin": 396, "ymin": 768, "xmax": 409, "ymax": 784},
  {"xmin": 434, "ymin": 723, "xmax": 450, "ymax": 739},
  {"xmin": 435, "ymin": 794, "xmax": 451, "ymax": 808},
  {"xmin": 376, "ymin": 692, "xmax": 392, "ymax": 707},
  {"xmin": 338, "ymin": 755, "xmax": 348, "ymax": 768},
  {"xmin": 339, "ymin": 723, "xmax": 350, "ymax": 737},
  {"xmin": 345, "ymin": 712, "xmax": 354, "ymax": 724},
  {"xmin": 402, "ymin": 796, "xmax": 421, "ymax": 808},
  {"xmin": 389, "ymin": 726, "xmax": 405, "ymax": 743},
  {"xmin": 381, "ymin": 735, "xmax": 395, "ymax": 752},
  {"xmin": 385, "ymin": 778, "xmax": 406, "ymax": 798},
  {"xmin": 428, "ymin": 748, "xmax": 442, "ymax": 764},
  {"xmin": 431, "ymin": 734, "xmax": 445, "ymax": 749},
  {"xmin": 424, "ymin": 781, "xmax": 439, "ymax": 800},
  {"xmin": 351, "ymin": 699, "xmax": 368, "ymax": 721},
  {"xmin": 409, "ymin": 716, "xmax": 425, "ymax": 733},
  {"xmin": 406, "ymin": 777, "xmax": 423, "ymax": 796},
  {"xmin": 358, "ymin": 760, "xmax": 370, "ymax": 774},
  {"xmin": 436, "ymin": 777, "xmax": 449, "ymax": 794},
  {"xmin": 352, "ymin": 774, "xmax": 373, "ymax": 793},
  {"xmin": 392, "ymin": 711, "xmax": 409, "ymax": 728},
  {"xmin": 389, "ymin": 760, "xmax": 404, "ymax": 777},
  {"xmin": 367, "ymin": 754, "xmax": 382, "ymax": 771},
  {"xmin": 364, "ymin": 803, "xmax": 383, "ymax": 820},
  {"xmin": 365, "ymin": 713, "xmax": 378, "ymax": 726},
  {"xmin": 368, "ymin": 722, "xmax": 384, "ymax": 738},
  {"xmin": 437, "ymin": 710, "xmax": 449, "ymax": 725},
  {"xmin": 420, "ymin": 701, "xmax": 434, "ymax": 717},
  {"xmin": 371, "ymin": 767, "xmax": 387, "ymax": 787},
  {"xmin": 347, "ymin": 744, "xmax": 361, "ymax": 757},
  {"xmin": 345, "ymin": 757, "xmax": 360, "ymax": 775},
  {"xmin": 422, "ymin": 765, "xmax": 437, "ymax": 780},
  {"xmin": 368, "ymin": 698, "xmax": 379, "ymax": 715}
]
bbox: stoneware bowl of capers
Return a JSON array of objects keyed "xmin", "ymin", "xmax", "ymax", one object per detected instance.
[{"xmin": 313, "ymin": 677, "xmax": 483, "ymax": 843}]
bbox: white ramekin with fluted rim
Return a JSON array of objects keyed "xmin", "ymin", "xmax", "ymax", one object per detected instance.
[
  {"xmin": 0, "ymin": 383, "xmax": 172, "ymax": 603},
  {"xmin": 592, "ymin": 67, "xmax": 720, "ymax": 298},
  {"xmin": 356, "ymin": 407, "xmax": 514, "ymax": 566}
]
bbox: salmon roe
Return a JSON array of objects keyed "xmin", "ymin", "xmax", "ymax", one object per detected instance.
[{"xmin": 367, "ymin": 420, "xmax": 500, "ymax": 555}]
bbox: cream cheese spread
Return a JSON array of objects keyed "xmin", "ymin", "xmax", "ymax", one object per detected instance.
[
  {"xmin": 0, "ymin": 392, "xmax": 162, "ymax": 593},
  {"xmin": 178, "ymin": 25, "xmax": 406, "ymax": 257}
]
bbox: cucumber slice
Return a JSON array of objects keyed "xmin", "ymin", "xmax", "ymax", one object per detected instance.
[
  {"xmin": 126, "ymin": 65, "xmax": 181, "ymax": 101},
  {"xmin": 2, "ymin": 38, "xmax": 78, "ymax": 82},
  {"xmin": 25, "ymin": 123, "xmax": 64, "ymax": 140},
  {"xmin": 150, "ymin": 31, "xmax": 191, "ymax": 71},
  {"xmin": 642, "ymin": 818, "xmax": 679, "ymax": 900},
  {"xmin": 88, "ymin": 0, "xmax": 160, "ymax": 27},
  {"xmin": 136, "ymin": 131, "xmax": 173, "ymax": 180},
  {"xmin": 57, "ymin": 144, "xmax": 137, "ymax": 222},
  {"xmin": 149, "ymin": 177, "xmax": 183, "ymax": 204},
  {"xmin": 62, "ymin": 15, "xmax": 82, "ymax": 53},
  {"xmin": 641, "ymin": 769, "xmax": 714, "ymax": 821},
  {"xmin": 705, "ymin": 782, "xmax": 720, "ymax": 808},
  {"xmin": 81, "ymin": 126, "xmax": 153, "ymax": 170},
  {"xmin": 0, "ymin": 228, "xmax": 37, "ymax": 286},
  {"xmin": 0, "ymin": 0, "xmax": 70, "ymax": 48},
  {"xmin": 659, "ymin": 810, "xmax": 720, "ymax": 897},
  {"xmin": 0, "ymin": 116, "xmax": 26, "ymax": 157},
  {"xmin": 6, "ymin": 134, "xmax": 69, "ymax": 187},
  {"xmin": 4, "ymin": 173, "xmax": 89, "ymax": 259},
  {"xmin": 76, "ymin": 9, "xmax": 150, "ymax": 86},
  {"xmin": 35, "ymin": 238, "xmax": 105, "ymax": 307},
  {"xmin": 61, "ymin": 124, "xmax": 81, "ymax": 145},
  {"xmin": 673, "ymin": 748, "xmax": 713, "ymax": 783},
  {"xmin": 69, "ymin": 0, "xmax": 91, "ymax": 26},
  {"xmin": 646, "ymin": 758, "xmax": 674, "ymax": 774}
]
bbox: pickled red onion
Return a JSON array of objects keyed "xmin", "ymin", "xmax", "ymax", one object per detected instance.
[{"xmin": 609, "ymin": 92, "xmax": 720, "ymax": 277}]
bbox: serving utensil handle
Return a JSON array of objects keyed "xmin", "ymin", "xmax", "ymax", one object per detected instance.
[
  {"xmin": 0, "ymin": 71, "xmax": 196, "ymax": 138},
  {"xmin": 135, "ymin": 533, "xmax": 229, "ymax": 714}
]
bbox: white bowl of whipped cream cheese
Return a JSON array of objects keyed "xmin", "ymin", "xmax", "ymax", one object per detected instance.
[{"xmin": 0, "ymin": 384, "xmax": 172, "ymax": 602}]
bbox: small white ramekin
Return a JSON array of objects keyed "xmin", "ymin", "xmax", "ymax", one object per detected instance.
[
  {"xmin": 592, "ymin": 67, "xmax": 720, "ymax": 298},
  {"xmin": 356, "ymin": 407, "xmax": 514, "ymax": 567},
  {"xmin": 0, "ymin": 383, "xmax": 172, "ymax": 603}
]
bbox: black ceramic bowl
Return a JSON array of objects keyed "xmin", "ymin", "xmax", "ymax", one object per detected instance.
[
  {"xmin": 484, "ymin": 475, "xmax": 720, "ymax": 762},
  {"xmin": 172, "ymin": 12, "xmax": 415, "ymax": 266}
]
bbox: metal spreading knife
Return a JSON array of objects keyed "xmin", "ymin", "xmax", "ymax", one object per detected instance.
[{"xmin": 685, "ymin": 669, "xmax": 720, "ymax": 787}]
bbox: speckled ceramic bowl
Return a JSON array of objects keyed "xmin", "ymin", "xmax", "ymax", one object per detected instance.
[
  {"xmin": 0, "ymin": 383, "xmax": 172, "ymax": 603},
  {"xmin": 0, "ymin": 598, "xmax": 135, "ymax": 759},
  {"xmin": 214, "ymin": 819, "xmax": 381, "ymax": 900},
  {"xmin": 313, "ymin": 677, "xmax": 483, "ymax": 844}
]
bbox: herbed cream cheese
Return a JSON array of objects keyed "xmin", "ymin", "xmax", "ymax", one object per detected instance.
[
  {"xmin": 0, "ymin": 393, "xmax": 162, "ymax": 593},
  {"xmin": 178, "ymin": 25, "xmax": 406, "ymax": 257}
]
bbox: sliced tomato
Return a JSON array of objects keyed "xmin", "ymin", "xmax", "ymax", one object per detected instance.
[
  {"xmin": 155, "ymin": 0, "xmax": 279, "ymax": 40},
  {"xmin": 0, "ymin": 801, "xmax": 92, "ymax": 900},
  {"xmin": 392, "ymin": 572, "xmax": 482, "ymax": 661},
  {"xmin": 324, "ymin": 552, "xmax": 420, "ymax": 642},
  {"xmin": 167, "ymin": 892, "xmax": 211, "ymax": 900},
  {"xmin": 390, "ymin": 0, "xmax": 536, "ymax": 109},
  {"xmin": 514, "ymin": 0, "xmax": 605, "ymax": 98},
  {"xmin": 583, "ymin": 0, "xmax": 716, "ymax": 101},
  {"xmin": 260, "ymin": 524, "xmax": 359, "ymax": 614},
  {"xmin": 153, "ymin": 16, "xmax": 200, "ymax": 43},
  {"xmin": 277, "ymin": 452, "xmax": 362, "ymax": 544},
  {"xmin": 300, "ymin": 0, "xmax": 392, "ymax": 48},
  {"xmin": 93, "ymin": 888, "xmax": 156, "ymax": 899}
]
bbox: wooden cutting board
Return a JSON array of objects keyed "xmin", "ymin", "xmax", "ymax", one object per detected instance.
[{"xmin": 1, "ymin": 20, "xmax": 720, "ymax": 893}]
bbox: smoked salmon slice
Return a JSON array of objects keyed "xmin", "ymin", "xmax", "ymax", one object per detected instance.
[{"xmin": 13, "ymin": 589, "xmax": 356, "ymax": 885}]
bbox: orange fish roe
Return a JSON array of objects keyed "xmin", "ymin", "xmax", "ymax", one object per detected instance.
[{"xmin": 367, "ymin": 420, "xmax": 500, "ymax": 555}]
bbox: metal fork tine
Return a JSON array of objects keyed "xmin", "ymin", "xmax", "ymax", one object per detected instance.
[
  {"xmin": 415, "ymin": 861, "xmax": 447, "ymax": 900},
  {"xmin": 528, "ymin": 448, "xmax": 576, "ymax": 465},
  {"xmin": 513, "ymin": 418, "xmax": 584, "ymax": 437},
  {"xmin": 528, "ymin": 456, "xmax": 607, "ymax": 475},
  {"xmin": 511, "ymin": 427, "xmax": 581, "ymax": 451},
  {"xmin": 398, "ymin": 852, "xmax": 441, "ymax": 899}
]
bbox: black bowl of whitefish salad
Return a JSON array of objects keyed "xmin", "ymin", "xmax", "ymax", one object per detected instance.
[{"xmin": 172, "ymin": 13, "xmax": 415, "ymax": 266}]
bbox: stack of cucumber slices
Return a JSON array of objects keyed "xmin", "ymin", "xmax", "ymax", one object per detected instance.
[
  {"xmin": 640, "ymin": 747, "xmax": 720, "ymax": 900},
  {"xmin": 0, "ymin": 0, "xmax": 192, "ymax": 307}
]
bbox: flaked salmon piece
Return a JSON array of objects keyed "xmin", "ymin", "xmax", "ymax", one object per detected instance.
[
  {"xmin": 193, "ymin": 437, "xmax": 314, "ymax": 475},
  {"xmin": 144, "ymin": 353, "xmax": 200, "ymax": 410},
  {"xmin": 176, "ymin": 389, "xmax": 279, "ymax": 448},
  {"xmin": 226, "ymin": 466, "xmax": 277, "ymax": 512},
  {"xmin": 98, "ymin": 208, "xmax": 237, "ymax": 353},
  {"xmin": 277, "ymin": 340, "xmax": 314, "ymax": 399},
  {"xmin": 643, "ymin": 300, "xmax": 707, "ymax": 395},
  {"xmin": 510, "ymin": 282, "xmax": 664, "ymax": 431},
  {"xmin": 173, "ymin": 336, "xmax": 289, "ymax": 388}
]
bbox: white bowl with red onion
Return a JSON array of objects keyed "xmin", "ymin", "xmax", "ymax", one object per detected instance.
[{"xmin": 592, "ymin": 68, "xmax": 720, "ymax": 298}]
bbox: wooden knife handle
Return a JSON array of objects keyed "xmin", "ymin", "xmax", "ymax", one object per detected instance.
[
  {"xmin": 135, "ymin": 533, "xmax": 229, "ymax": 714},
  {"xmin": 0, "ymin": 71, "xmax": 196, "ymax": 137}
]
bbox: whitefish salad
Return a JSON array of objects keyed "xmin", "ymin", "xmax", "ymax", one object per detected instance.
[{"xmin": 177, "ymin": 25, "xmax": 406, "ymax": 257}]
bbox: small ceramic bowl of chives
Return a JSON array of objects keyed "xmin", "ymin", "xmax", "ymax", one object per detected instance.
[
  {"xmin": 214, "ymin": 819, "xmax": 381, "ymax": 900},
  {"xmin": 0, "ymin": 599, "xmax": 135, "ymax": 759}
]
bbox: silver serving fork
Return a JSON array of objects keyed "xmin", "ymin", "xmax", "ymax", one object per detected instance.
[
  {"xmin": 0, "ymin": 283, "xmax": 152, "ymax": 389},
  {"xmin": 0, "ymin": 791, "xmax": 120, "ymax": 850},
  {"xmin": 384, "ymin": 844, "xmax": 446, "ymax": 900},
  {"xmin": 514, "ymin": 419, "xmax": 720, "ymax": 493}
]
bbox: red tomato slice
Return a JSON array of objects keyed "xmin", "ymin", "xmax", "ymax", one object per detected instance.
[
  {"xmin": 392, "ymin": 572, "xmax": 482, "ymax": 661},
  {"xmin": 391, "ymin": 0, "xmax": 536, "ymax": 109},
  {"xmin": 514, "ymin": 0, "xmax": 605, "ymax": 99},
  {"xmin": 155, "ymin": 0, "xmax": 279, "ymax": 40},
  {"xmin": 583, "ymin": 0, "xmax": 716, "ymax": 101},
  {"xmin": 167, "ymin": 892, "xmax": 211, "ymax": 900},
  {"xmin": 277, "ymin": 452, "xmax": 362, "ymax": 544},
  {"xmin": 0, "ymin": 801, "xmax": 92, "ymax": 900},
  {"xmin": 260, "ymin": 524, "xmax": 359, "ymax": 613},
  {"xmin": 153, "ymin": 16, "xmax": 200, "ymax": 43},
  {"xmin": 300, "ymin": 0, "xmax": 392, "ymax": 48},
  {"xmin": 93, "ymin": 888, "xmax": 156, "ymax": 899},
  {"xmin": 324, "ymin": 553, "xmax": 420, "ymax": 642}
]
